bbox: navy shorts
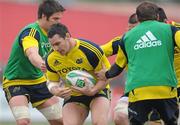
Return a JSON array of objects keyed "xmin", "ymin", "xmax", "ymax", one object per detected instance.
[
  {"xmin": 63, "ymin": 88, "xmax": 111, "ymax": 109},
  {"xmin": 128, "ymin": 98, "xmax": 179, "ymax": 125},
  {"xmin": 3, "ymin": 82, "xmax": 53, "ymax": 107}
]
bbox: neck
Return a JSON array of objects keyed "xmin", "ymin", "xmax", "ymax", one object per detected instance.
[
  {"xmin": 37, "ymin": 20, "xmax": 48, "ymax": 32},
  {"xmin": 69, "ymin": 38, "xmax": 76, "ymax": 50}
]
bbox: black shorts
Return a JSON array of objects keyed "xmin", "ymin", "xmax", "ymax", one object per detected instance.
[
  {"xmin": 177, "ymin": 87, "xmax": 180, "ymax": 99},
  {"xmin": 128, "ymin": 98, "xmax": 179, "ymax": 125},
  {"xmin": 63, "ymin": 88, "xmax": 111, "ymax": 109},
  {"xmin": 3, "ymin": 82, "xmax": 53, "ymax": 107}
]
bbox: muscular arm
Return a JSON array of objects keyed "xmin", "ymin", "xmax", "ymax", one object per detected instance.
[{"xmin": 25, "ymin": 47, "xmax": 45, "ymax": 70}]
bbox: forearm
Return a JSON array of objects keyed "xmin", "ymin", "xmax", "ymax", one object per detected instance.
[
  {"xmin": 91, "ymin": 80, "xmax": 107, "ymax": 95},
  {"xmin": 26, "ymin": 47, "xmax": 44, "ymax": 69},
  {"xmin": 105, "ymin": 63, "xmax": 124, "ymax": 79},
  {"xmin": 47, "ymin": 81, "xmax": 60, "ymax": 95},
  {"xmin": 29, "ymin": 53, "xmax": 44, "ymax": 68}
]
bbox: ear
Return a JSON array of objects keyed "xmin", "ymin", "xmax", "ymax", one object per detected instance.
[
  {"xmin": 66, "ymin": 33, "xmax": 71, "ymax": 39},
  {"xmin": 42, "ymin": 14, "xmax": 48, "ymax": 20}
]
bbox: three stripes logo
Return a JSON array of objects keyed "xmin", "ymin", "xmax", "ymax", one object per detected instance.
[{"xmin": 134, "ymin": 31, "xmax": 162, "ymax": 50}]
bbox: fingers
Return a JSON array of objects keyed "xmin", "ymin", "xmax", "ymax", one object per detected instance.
[
  {"xmin": 71, "ymin": 86, "xmax": 82, "ymax": 93},
  {"xmin": 40, "ymin": 62, "xmax": 47, "ymax": 73},
  {"xmin": 84, "ymin": 78, "xmax": 90, "ymax": 87},
  {"xmin": 56, "ymin": 87, "xmax": 72, "ymax": 98},
  {"xmin": 101, "ymin": 62, "xmax": 106, "ymax": 70}
]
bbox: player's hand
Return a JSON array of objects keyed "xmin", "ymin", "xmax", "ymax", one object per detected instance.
[
  {"xmin": 95, "ymin": 62, "xmax": 107, "ymax": 80},
  {"xmin": 71, "ymin": 79, "xmax": 95, "ymax": 96},
  {"xmin": 40, "ymin": 62, "xmax": 47, "ymax": 73},
  {"xmin": 51, "ymin": 86, "xmax": 72, "ymax": 99}
]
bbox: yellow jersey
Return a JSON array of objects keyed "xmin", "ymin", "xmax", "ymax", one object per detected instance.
[{"xmin": 46, "ymin": 39, "xmax": 111, "ymax": 96}]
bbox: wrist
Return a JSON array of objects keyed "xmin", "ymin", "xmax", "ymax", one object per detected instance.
[{"xmin": 90, "ymin": 88, "xmax": 98, "ymax": 96}]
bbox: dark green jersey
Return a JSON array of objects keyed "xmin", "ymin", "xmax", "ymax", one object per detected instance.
[
  {"xmin": 3, "ymin": 22, "xmax": 50, "ymax": 81},
  {"xmin": 121, "ymin": 21, "xmax": 177, "ymax": 93}
]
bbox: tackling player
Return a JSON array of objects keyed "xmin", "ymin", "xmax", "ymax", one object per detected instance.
[{"xmin": 96, "ymin": 2, "xmax": 180, "ymax": 125}]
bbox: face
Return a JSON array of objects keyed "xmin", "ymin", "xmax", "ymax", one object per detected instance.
[
  {"xmin": 43, "ymin": 12, "xmax": 64, "ymax": 31},
  {"xmin": 49, "ymin": 34, "xmax": 70, "ymax": 56}
]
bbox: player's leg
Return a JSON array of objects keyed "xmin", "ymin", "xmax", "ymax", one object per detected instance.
[
  {"xmin": 144, "ymin": 109, "xmax": 163, "ymax": 125},
  {"xmin": 90, "ymin": 89, "xmax": 110, "ymax": 125},
  {"xmin": 154, "ymin": 98, "xmax": 179, "ymax": 125},
  {"xmin": 128, "ymin": 100, "xmax": 153, "ymax": 125},
  {"xmin": 4, "ymin": 86, "xmax": 31, "ymax": 125},
  {"xmin": 29, "ymin": 82, "xmax": 63, "ymax": 125},
  {"xmin": 62, "ymin": 96, "xmax": 89, "ymax": 125},
  {"xmin": 113, "ymin": 96, "xmax": 129, "ymax": 125},
  {"xmin": 177, "ymin": 87, "xmax": 180, "ymax": 125},
  {"xmin": 37, "ymin": 96, "xmax": 63, "ymax": 125}
]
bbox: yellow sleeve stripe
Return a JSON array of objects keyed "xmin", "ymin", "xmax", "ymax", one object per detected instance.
[
  {"xmin": 22, "ymin": 36, "xmax": 39, "ymax": 52},
  {"xmin": 80, "ymin": 43, "xmax": 101, "ymax": 59},
  {"xmin": 173, "ymin": 21, "xmax": 180, "ymax": 28},
  {"xmin": 175, "ymin": 31, "xmax": 180, "ymax": 48},
  {"xmin": 29, "ymin": 28, "xmax": 36, "ymax": 37},
  {"xmin": 80, "ymin": 42, "xmax": 102, "ymax": 60}
]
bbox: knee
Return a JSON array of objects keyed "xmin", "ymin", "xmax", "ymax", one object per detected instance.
[
  {"xmin": 114, "ymin": 112, "xmax": 128, "ymax": 125},
  {"xmin": 16, "ymin": 119, "xmax": 31, "ymax": 125},
  {"xmin": 48, "ymin": 118, "xmax": 63, "ymax": 125},
  {"xmin": 92, "ymin": 118, "xmax": 108, "ymax": 125}
]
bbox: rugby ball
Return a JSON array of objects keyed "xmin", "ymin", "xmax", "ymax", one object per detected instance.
[{"xmin": 66, "ymin": 70, "xmax": 96, "ymax": 88}]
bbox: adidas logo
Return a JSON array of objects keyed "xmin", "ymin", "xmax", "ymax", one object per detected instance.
[{"xmin": 134, "ymin": 31, "xmax": 162, "ymax": 50}]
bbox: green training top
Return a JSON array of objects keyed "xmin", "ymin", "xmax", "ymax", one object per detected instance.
[
  {"xmin": 123, "ymin": 21, "xmax": 177, "ymax": 93},
  {"xmin": 3, "ymin": 22, "xmax": 51, "ymax": 80}
]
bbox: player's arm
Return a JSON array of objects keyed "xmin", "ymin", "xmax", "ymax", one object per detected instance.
[
  {"xmin": 170, "ymin": 21, "xmax": 180, "ymax": 28},
  {"xmin": 97, "ymin": 37, "xmax": 127, "ymax": 80},
  {"xmin": 20, "ymin": 28, "xmax": 46, "ymax": 72},
  {"xmin": 45, "ymin": 57, "xmax": 72, "ymax": 98},
  {"xmin": 101, "ymin": 36, "xmax": 121, "ymax": 57},
  {"xmin": 172, "ymin": 26, "xmax": 180, "ymax": 49}
]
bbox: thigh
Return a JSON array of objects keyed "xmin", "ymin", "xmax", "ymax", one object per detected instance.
[
  {"xmin": 3, "ymin": 86, "xmax": 29, "ymax": 106},
  {"xmin": 27, "ymin": 82, "xmax": 53, "ymax": 107},
  {"xmin": 90, "ymin": 88, "xmax": 111, "ymax": 125},
  {"xmin": 90, "ymin": 97, "xmax": 110, "ymax": 125},
  {"xmin": 63, "ymin": 102, "xmax": 88, "ymax": 125},
  {"xmin": 128, "ymin": 100, "xmax": 152, "ymax": 125},
  {"xmin": 114, "ymin": 96, "xmax": 128, "ymax": 115}
]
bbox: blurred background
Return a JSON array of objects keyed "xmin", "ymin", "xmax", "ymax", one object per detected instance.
[{"xmin": 0, "ymin": 0, "xmax": 180, "ymax": 124}]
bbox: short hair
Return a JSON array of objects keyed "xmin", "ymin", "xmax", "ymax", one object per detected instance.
[
  {"xmin": 48, "ymin": 23, "xmax": 69, "ymax": 39},
  {"xmin": 128, "ymin": 13, "xmax": 138, "ymax": 24},
  {"xmin": 136, "ymin": 1, "xmax": 158, "ymax": 22},
  {"xmin": 157, "ymin": 7, "xmax": 168, "ymax": 22},
  {"xmin": 38, "ymin": 0, "xmax": 65, "ymax": 20}
]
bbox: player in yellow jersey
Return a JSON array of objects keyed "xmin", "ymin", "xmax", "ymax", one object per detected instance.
[
  {"xmin": 101, "ymin": 13, "xmax": 138, "ymax": 125},
  {"xmin": 158, "ymin": 7, "xmax": 180, "ymax": 98},
  {"xmin": 45, "ymin": 23, "xmax": 111, "ymax": 125},
  {"xmin": 157, "ymin": 7, "xmax": 180, "ymax": 125},
  {"xmin": 2, "ymin": 1, "xmax": 67, "ymax": 125}
]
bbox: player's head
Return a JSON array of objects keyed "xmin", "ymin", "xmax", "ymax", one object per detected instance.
[
  {"xmin": 136, "ymin": 1, "xmax": 158, "ymax": 22},
  {"xmin": 157, "ymin": 7, "xmax": 168, "ymax": 22},
  {"xmin": 128, "ymin": 13, "xmax": 139, "ymax": 30},
  {"xmin": 38, "ymin": 0, "xmax": 65, "ymax": 31},
  {"xmin": 38, "ymin": 0, "xmax": 65, "ymax": 20},
  {"xmin": 48, "ymin": 23, "xmax": 71, "ymax": 55}
]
